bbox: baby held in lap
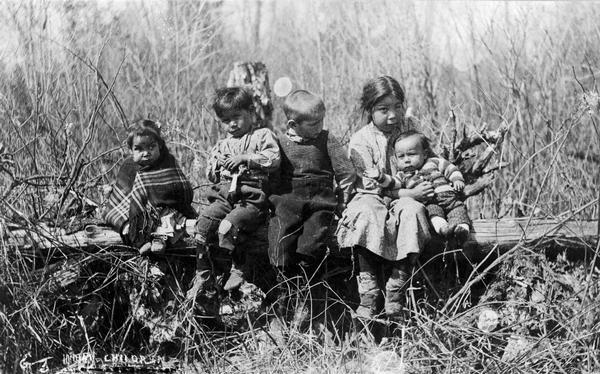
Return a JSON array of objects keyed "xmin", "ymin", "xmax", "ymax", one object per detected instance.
[{"xmin": 365, "ymin": 130, "xmax": 471, "ymax": 244}]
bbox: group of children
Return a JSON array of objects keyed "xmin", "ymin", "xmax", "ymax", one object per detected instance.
[{"xmin": 102, "ymin": 77, "xmax": 472, "ymax": 323}]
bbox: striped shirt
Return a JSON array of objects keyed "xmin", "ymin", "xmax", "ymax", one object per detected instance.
[{"xmin": 374, "ymin": 157, "xmax": 464, "ymax": 194}]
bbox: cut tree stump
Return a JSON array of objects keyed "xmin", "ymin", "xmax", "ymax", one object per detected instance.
[
  {"xmin": 4, "ymin": 218, "xmax": 598, "ymax": 260},
  {"xmin": 226, "ymin": 61, "xmax": 273, "ymax": 128}
]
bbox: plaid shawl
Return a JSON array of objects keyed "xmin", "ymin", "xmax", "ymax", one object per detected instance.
[{"xmin": 103, "ymin": 152, "xmax": 196, "ymax": 246}]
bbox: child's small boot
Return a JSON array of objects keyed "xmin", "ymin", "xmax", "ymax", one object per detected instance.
[
  {"xmin": 150, "ymin": 235, "xmax": 167, "ymax": 254},
  {"xmin": 224, "ymin": 261, "xmax": 246, "ymax": 291},
  {"xmin": 356, "ymin": 272, "xmax": 379, "ymax": 319},
  {"xmin": 454, "ymin": 224, "xmax": 470, "ymax": 244},
  {"xmin": 186, "ymin": 240, "xmax": 218, "ymax": 316},
  {"xmin": 139, "ymin": 242, "xmax": 152, "ymax": 255},
  {"xmin": 431, "ymin": 216, "xmax": 454, "ymax": 238},
  {"xmin": 384, "ymin": 268, "xmax": 409, "ymax": 322}
]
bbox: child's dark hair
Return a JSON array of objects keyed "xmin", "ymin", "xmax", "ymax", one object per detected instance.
[
  {"xmin": 212, "ymin": 87, "xmax": 255, "ymax": 119},
  {"xmin": 283, "ymin": 89, "xmax": 326, "ymax": 123},
  {"xmin": 395, "ymin": 130, "xmax": 435, "ymax": 158},
  {"xmin": 126, "ymin": 120, "xmax": 166, "ymax": 153},
  {"xmin": 360, "ymin": 76, "xmax": 405, "ymax": 122}
]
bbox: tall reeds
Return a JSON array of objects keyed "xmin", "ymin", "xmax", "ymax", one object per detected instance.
[{"xmin": 0, "ymin": 0, "xmax": 599, "ymax": 372}]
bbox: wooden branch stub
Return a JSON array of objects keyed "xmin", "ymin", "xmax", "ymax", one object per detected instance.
[
  {"xmin": 226, "ymin": 62, "xmax": 273, "ymax": 128},
  {"xmin": 443, "ymin": 123, "xmax": 509, "ymax": 196},
  {"xmin": 463, "ymin": 173, "xmax": 494, "ymax": 198}
]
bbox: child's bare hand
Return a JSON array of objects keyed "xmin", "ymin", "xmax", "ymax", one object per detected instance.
[
  {"xmin": 363, "ymin": 168, "xmax": 381, "ymax": 180},
  {"xmin": 453, "ymin": 180, "xmax": 465, "ymax": 192},
  {"xmin": 223, "ymin": 155, "xmax": 249, "ymax": 171}
]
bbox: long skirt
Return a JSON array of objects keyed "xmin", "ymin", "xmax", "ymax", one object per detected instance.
[{"xmin": 336, "ymin": 193, "xmax": 431, "ymax": 261}]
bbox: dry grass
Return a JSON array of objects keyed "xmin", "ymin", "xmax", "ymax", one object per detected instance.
[{"xmin": 0, "ymin": 0, "xmax": 599, "ymax": 372}]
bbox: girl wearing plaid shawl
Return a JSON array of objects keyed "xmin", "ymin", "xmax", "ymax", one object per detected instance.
[{"xmin": 102, "ymin": 120, "xmax": 196, "ymax": 254}]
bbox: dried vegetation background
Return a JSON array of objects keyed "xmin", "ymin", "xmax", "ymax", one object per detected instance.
[{"xmin": 0, "ymin": 0, "xmax": 599, "ymax": 373}]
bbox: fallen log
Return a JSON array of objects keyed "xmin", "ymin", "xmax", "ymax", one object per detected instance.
[{"xmin": 4, "ymin": 218, "xmax": 598, "ymax": 259}]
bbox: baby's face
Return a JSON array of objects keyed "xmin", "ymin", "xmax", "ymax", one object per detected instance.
[
  {"xmin": 218, "ymin": 108, "xmax": 255, "ymax": 138},
  {"xmin": 394, "ymin": 135, "xmax": 426, "ymax": 172},
  {"xmin": 131, "ymin": 135, "xmax": 161, "ymax": 166}
]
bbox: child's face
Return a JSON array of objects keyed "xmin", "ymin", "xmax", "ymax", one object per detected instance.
[
  {"xmin": 131, "ymin": 135, "xmax": 161, "ymax": 166},
  {"xmin": 395, "ymin": 135, "xmax": 426, "ymax": 172},
  {"xmin": 290, "ymin": 115, "xmax": 324, "ymax": 140},
  {"xmin": 219, "ymin": 109, "xmax": 255, "ymax": 138},
  {"xmin": 370, "ymin": 94, "xmax": 405, "ymax": 134}
]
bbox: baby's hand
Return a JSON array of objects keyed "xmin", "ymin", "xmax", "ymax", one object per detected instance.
[
  {"xmin": 453, "ymin": 180, "xmax": 465, "ymax": 192},
  {"xmin": 363, "ymin": 168, "xmax": 381, "ymax": 180}
]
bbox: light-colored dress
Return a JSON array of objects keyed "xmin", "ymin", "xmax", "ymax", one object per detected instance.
[{"xmin": 336, "ymin": 123, "xmax": 431, "ymax": 261}]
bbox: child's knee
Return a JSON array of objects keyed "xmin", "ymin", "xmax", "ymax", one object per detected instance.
[
  {"xmin": 217, "ymin": 219, "xmax": 240, "ymax": 252},
  {"xmin": 195, "ymin": 215, "xmax": 221, "ymax": 241},
  {"xmin": 398, "ymin": 197, "xmax": 426, "ymax": 215}
]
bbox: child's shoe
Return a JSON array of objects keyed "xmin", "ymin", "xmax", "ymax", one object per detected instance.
[
  {"xmin": 150, "ymin": 237, "xmax": 167, "ymax": 254},
  {"xmin": 454, "ymin": 224, "xmax": 470, "ymax": 244},
  {"xmin": 439, "ymin": 224, "xmax": 456, "ymax": 238},
  {"xmin": 431, "ymin": 216, "xmax": 454, "ymax": 238},
  {"xmin": 224, "ymin": 263, "xmax": 245, "ymax": 291},
  {"xmin": 139, "ymin": 242, "xmax": 152, "ymax": 255}
]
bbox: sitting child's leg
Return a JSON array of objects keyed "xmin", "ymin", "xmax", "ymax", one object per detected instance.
[
  {"xmin": 435, "ymin": 191, "xmax": 470, "ymax": 244},
  {"xmin": 445, "ymin": 203, "xmax": 471, "ymax": 243},
  {"xmin": 195, "ymin": 185, "xmax": 232, "ymax": 245},
  {"xmin": 268, "ymin": 198, "xmax": 305, "ymax": 321},
  {"xmin": 186, "ymin": 186, "xmax": 231, "ymax": 309},
  {"xmin": 426, "ymin": 203, "xmax": 454, "ymax": 237},
  {"xmin": 296, "ymin": 209, "xmax": 336, "ymax": 265},
  {"xmin": 186, "ymin": 242, "xmax": 218, "ymax": 316},
  {"xmin": 268, "ymin": 196, "xmax": 305, "ymax": 268},
  {"xmin": 384, "ymin": 259, "xmax": 411, "ymax": 321},
  {"xmin": 220, "ymin": 202, "xmax": 266, "ymax": 291},
  {"xmin": 355, "ymin": 247, "xmax": 383, "ymax": 319}
]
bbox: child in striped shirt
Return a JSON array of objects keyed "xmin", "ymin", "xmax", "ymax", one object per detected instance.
[{"xmin": 365, "ymin": 130, "xmax": 470, "ymax": 243}]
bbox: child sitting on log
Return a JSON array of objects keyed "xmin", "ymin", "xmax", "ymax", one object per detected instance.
[
  {"xmin": 268, "ymin": 90, "xmax": 355, "ymax": 324},
  {"xmin": 194, "ymin": 86, "xmax": 280, "ymax": 292},
  {"xmin": 365, "ymin": 129, "xmax": 471, "ymax": 243},
  {"xmin": 102, "ymin": 120, "xmax": 197, "ymax": 254}
]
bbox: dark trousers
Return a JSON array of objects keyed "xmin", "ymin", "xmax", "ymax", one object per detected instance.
[
  {"xmin": 195, "ymin": 182, "xmax": 268, "ymax": 251},
  {"xmin": 268, "ymin": 182, "xmax": 337, "ymax": 268}
]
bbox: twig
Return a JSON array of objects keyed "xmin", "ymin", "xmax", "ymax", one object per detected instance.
[{"xmin": 55, "ymin": 56, "xmax": 125, "ymax": 218}]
